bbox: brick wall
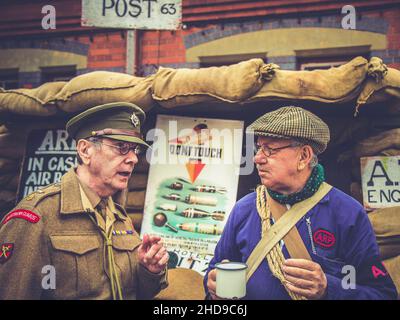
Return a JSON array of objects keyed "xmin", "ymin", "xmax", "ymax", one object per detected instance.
[
  {"xmin": 384, "ymin": 8, "xmax": 400, "ymax": 69},
  {"xmin": 139, "ymin": 8, "xmax": 400, "ymax": 72},
  {"xmin": 1, "ymin": 1, "xmax": 399, "ymax": 88},
  {"xmin": 82, "ymin": 33, "xmax": 126, "ymax": 71},
  {"xmin": 139, "ymin": 30, "xmax": 188, "ymax": 76},
  {"xmin": 2, "ymin": 32, "xmax": 127, "ymax": 88}
]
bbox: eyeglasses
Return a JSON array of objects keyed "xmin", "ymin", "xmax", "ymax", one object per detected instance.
[
  {"xmin": 255, "ymin": 143, "xmax": 299, "ymax": 157},
  {"xmin": 97, "ymin": 140, "xmax": 142, "ymax": 155}
]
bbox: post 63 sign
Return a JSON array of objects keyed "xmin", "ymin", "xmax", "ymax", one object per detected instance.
[
  {"xmin": 82, "ymin": 0, "xmax": 182, "ymax": 30},
  {"xmin": 360, "ymin": 156, "xmax": 400, "ymax": 209}
]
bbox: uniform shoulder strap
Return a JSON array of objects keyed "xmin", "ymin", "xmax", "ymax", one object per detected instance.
[{"xmin": 246, "ymin": 182, "xmax": 332, "ymax": 282}]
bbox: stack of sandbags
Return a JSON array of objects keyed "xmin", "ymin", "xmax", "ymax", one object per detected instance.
[
  {"xmin": 0, "ymin": 125, "xmax": 27, "ymax": 216},
  {"xmin": 0, "ymin": 72, "xmax": 156, "ymax": 117},
  {"xmin": 349, "ymin": 128, "xmax": 400, "ymax": 204},
  {"xmin": 368, "ymin": 207, "xmax": 400, "ymax": 298},
  {"xmin": 126, "ymin": 153, "xmax": 150, "ymax": 232},
  {"xmin": 152, "ymin": 56, "xmax": 380, "ymax": 109},
  {"xmin": 1, "ymin": 56, "xmax": 397, "ymax": 118}
]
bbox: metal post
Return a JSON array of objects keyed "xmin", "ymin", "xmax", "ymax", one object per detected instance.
[{"xmin": 126, "ymin": 30, "xmax": 136, "ymax": 75}]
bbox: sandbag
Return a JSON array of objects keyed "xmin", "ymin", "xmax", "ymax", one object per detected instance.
[
  {"xmin": 127, "ymin": 212, "xmax": 143, "ymax": 232},
  {"xmin": 379, "ymin": 148, "xmax": 400, "ymax": 157},
  {"xmin": 53, "ymin": 71, "xmax": 156, "ymax": 113},
  {"xmin": 351, "ymin": 157, "xmax": 361, "ymax": 182},
  {"xmin": 368, "ymin": 207, "xmax": 400, "ymax": 239},
  {"xmin": 387, "ymin": 99, "xmax": 400, "ymax": 114},
  {"xmin": 0, "ymin": 132, "xmax": 26, "ymax": 148},
  {"xmin": 369, "ymin": 205, "xmax": 400, "ymax": 260},
  {"xmin": 126, "ymin": 190, "xmax": 146, "ymax": 209},
  {"xmin": 247, "ymin": 56, "xmax": 369, "ymax": 104},
  {"xmin": 326, "ymin": 116, "xmax": 370, "ymax": 149},
  {"xmin": 383, "ymin": 255, "xmax": 400, "ymax": 299},
  {"xmin": 354, "ymin": 128, "xmax": 400, "ymax": 157},
  {"xmin": 0, "ymin": 81, "xmax": 66, "ymax": 116},
  {"xmin": 350, "ymin": 182, "xmax": 363, "ymax": 204},
  {"xmin": 0, "ymin": 190, "xmax": 16, "ymax": 204},
  {"xmin": 0, "ymin": 125, "xmax": 7, "ymax": 134},
  {"xmin": 356, "ymin": 62, "xmax": 400, "ymax": 113},
  {"xmin": 379, "ymin": 242, "xmax": 400, "ymax": 260},
  {"xmin": 152, "ymin": 59, "xmax": 269, "ymax": 108},
  {"xmin": 4, "ymin": 175, "xmax": 19, "ymax": 191},
  {"xmin": 134, "ymin": 155, "xmax": 150, "ymax": 173},
  {"xmin": 0, "ymin": 145, "xmax": 25, "ymax": 159},
  {"xmin": 128, "ymin": 173, "xmax": 148, "ymax": 190},
  {"xmin": 155, "ymin": 268, "xmax": 205, "ymax": 300},
  {"xmin": 0, "ymin": 173, "xmax": 15, "ymax": 186},
  {"xmin": 0, "ymin": 158, "xmax": 17, "ymax": 173}
]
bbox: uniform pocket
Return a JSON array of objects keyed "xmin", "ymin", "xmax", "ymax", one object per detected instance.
[
  {"xmin": 112, "ymin": 236, "xmax": 141, "ymax": 251},
  {"xmin": 111, "ymin": 235, "xmax": 141, "ymax": 294},
  {"xmin": 49, "ymin": 232, "xmax": 102, "ymax": 299},
  {"xmin": 311, "ymin": 252, "xmax": 346, "ymax": 279}
]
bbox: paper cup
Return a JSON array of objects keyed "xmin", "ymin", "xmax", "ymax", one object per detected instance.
[{"xmin": 215, "ymin": 262, "xmax": 247, "ymax": 299}]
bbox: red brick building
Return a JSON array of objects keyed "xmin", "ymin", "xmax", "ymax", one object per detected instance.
[{"xmin": 1, "ymin": 0, "xmax": 399, "ymax": 88}]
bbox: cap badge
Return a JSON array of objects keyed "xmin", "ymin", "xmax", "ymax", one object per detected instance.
[{"xmin": 130, "ymin": 113, "xmax": 140, "ymax": 127}]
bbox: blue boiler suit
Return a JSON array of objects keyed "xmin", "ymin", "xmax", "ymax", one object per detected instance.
[{"xmin": 204, "ymin": 187, "xmax": 397, "ymax": 299}]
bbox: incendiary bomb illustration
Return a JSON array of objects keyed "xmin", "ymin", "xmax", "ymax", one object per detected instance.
[
  {"xmin": 169, "ymin": 182, "xmax": 183, "ymax": 190},
  {"xmin": 153, "ymin": 212, "xmax": 178, "ymax": 233},
  {"xmin": 185, "ymin": 195, "xmax": 218, "ymax": 206},
  {"xmin": 177, "ymin": 222, "xmax": 223, "ymax": 235},
  {"xmin": 192, "ymin": 185, "xmax": 227, "ymax": 194},
  {"xmin": 164, "ymin": 193, "xmax": 181, "ymax": 201},
  {"xmin": 158, "ymin": 203, "xmax": 177, "ymax": 211},
  {"xmin": 180, "ymin": 208, "xmax": 226, "ymax": 221}
]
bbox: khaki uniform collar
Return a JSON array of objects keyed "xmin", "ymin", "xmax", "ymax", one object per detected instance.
[
  {"xmin": 60, "ymin": 168, "xmax": 87, "ymax": 215},
  {"xmin": 79, "ymin": 177, "xmax": 104, "ymax": 210},
  {"xmin": 60, "ymin": 168, "xmax": 127, "ymax": 221}
]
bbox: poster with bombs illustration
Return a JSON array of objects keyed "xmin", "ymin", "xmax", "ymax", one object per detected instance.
[{"xmin": 141, "ymin": 115, "xmax": 243, "ymax": 274}]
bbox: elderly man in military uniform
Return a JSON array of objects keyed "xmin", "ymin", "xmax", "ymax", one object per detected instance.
[
  {"xmin": 205, "ymin": 106, "xmax": 397, "ymax": 300},
  {"xmin": 0, "ymin": 102, "xmax": 168, "ymax": 300}
]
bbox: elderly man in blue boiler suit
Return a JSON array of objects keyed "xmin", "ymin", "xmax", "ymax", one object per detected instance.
[{"xmin": 205, "ymin": 106, "xmax": 397, "ymax": 300}]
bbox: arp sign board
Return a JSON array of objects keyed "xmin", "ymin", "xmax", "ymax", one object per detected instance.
[
  {"xmin": 17, "ymin": 129, "xmax": 77, "ymax": 202},
  {"xmin": 360, "ymin": 156, "xmax": 400, "ymax": 209},
  {"xmin": 82, "ymin": 0, "xmax": 182, "ymax": 30}
]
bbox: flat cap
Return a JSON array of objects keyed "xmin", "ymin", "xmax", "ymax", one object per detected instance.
[
  {"xmin": 247, "ymin": 106, "xmax": 330, "ymax": 154},
  {"xmin": 66, "ymin": 102, "xmax": 149, "ymax": 147}
]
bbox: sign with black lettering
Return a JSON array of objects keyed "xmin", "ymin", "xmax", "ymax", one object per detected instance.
[
  {"xmin": 361, "ymin": 156, "xmax": 400, "ymax": 209},
  {"xmin": 17, "ymin": 129, "xmax": 77, "ymax": 202},
  {"xmin": 81, "ymin": 0, "xmax": 182, "ymax": 30}
]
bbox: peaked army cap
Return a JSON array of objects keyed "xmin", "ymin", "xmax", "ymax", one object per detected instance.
[
  {"xmin": 247, "ymin": 106, "xmax": 330, "ymax": 154},
  {"xmin": 66, "ymin": 102, "xmax": 149, "ymax": 147}
]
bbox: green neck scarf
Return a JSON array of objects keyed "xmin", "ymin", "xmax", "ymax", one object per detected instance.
[{"xmin": 267, "ymin": 164, "xmax": 325, "ymax": 206}]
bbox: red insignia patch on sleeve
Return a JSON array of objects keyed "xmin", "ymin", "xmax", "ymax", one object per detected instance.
[
  {"xmin": 372, "ymin": 264, "xmax": 388, "ymax": 278},
  {"xmin": 2, "ymin": 209, "xmax": 40, "ymax": 225},
  {"xmin": 0, "ymin": 243, "xmax": 14, "ymax": 264},
  {"xmin": 313, "ymin": 228, "xmax": 336, "ymax": 248}
]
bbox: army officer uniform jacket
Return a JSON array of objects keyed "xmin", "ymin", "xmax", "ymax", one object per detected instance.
[{"xmin": 0, "ymin": 168, "xmax": 168, "ymax": 299}]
